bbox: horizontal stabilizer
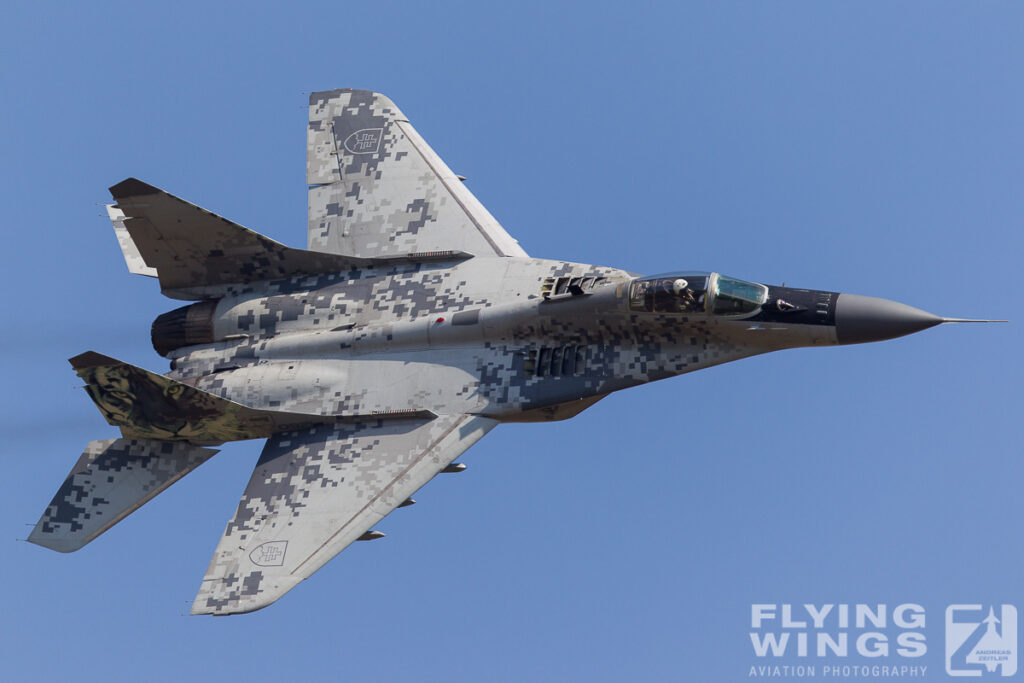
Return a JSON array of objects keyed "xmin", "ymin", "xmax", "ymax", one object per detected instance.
[
  {"xmin": 69, "ymin": 351, "xmax": 436, "ymax": 444},
  {"xmin": 29, "ymin": 438, "xmax": 217, "ymax": 552}
]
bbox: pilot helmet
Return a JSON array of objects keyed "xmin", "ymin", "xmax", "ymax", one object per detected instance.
[{"xmin": 672, "ymin": 278, "xmax": 689, "ymax": 296}]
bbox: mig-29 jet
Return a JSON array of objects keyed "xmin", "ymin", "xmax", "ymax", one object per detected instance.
[{"xmin": 29, "ymin": 89, "xmax": 998, "ymax": 615}]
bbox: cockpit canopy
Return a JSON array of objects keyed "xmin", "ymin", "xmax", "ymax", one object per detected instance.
[{"xmin": 628, "ymin": 272, "xmax": 769, "ymax": 317}]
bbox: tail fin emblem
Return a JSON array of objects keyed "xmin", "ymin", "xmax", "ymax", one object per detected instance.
[{"xmin": 344, "ymin": 128, "xmax": 383, "ymax": 154}]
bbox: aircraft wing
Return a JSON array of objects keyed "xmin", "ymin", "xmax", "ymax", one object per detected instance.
[
  {"xmin": 307, "ymin": 89, "xmax": 527, "ymax": 259},
  {"xmin": 191, "ymin": 413, "xmax": 497, "ymax": 615}
]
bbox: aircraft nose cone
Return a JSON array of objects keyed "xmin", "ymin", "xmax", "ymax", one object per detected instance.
[{"xmin": 835, "ymin": 294, "xmax": 943, "ymax": 345}]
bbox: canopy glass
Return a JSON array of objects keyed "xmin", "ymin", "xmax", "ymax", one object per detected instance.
[{"xmin": 628, "ymin": 272, "xmax": 768, "ymax": 316}]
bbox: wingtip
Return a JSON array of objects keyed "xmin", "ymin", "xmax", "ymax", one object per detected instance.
[
  {"xmin": 191, "ymin": 575, "xmax": 299, "ymax": 616},
  {"xmin": 109, "ymin": 177, "xmax": 160, "ymax": 199},
  {"xmin": 26, "ymin": 531, "xmax": 86, "ymax": 553}
]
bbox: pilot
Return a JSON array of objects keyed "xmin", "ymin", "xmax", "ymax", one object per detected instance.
[{"xmin": 672, "ymin": 278, "xmax": 696, "ymax": 309}]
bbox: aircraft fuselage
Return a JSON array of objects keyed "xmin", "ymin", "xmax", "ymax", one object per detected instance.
[{"xmin": 158, "ymin": 256, "xmax": 905, "ymax": 423}]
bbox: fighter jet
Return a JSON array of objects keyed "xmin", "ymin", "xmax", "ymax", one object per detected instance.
[{"xmin": 29, "ymin": 89, "xmax": 1001, "ymax": 615}]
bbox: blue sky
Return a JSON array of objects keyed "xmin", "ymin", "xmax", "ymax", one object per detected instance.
[{"xmin": 1, "ymin": 2, "xmax": 1021, "ymax": 681}]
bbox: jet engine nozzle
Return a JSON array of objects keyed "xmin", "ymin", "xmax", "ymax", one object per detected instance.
[
  {"xmin": 151, "ymin": 300, "xmax": 218, "ymax": 356},
  {"xmin": 834, "ymin": 294, "xmax": 943, "ymax": 345}
]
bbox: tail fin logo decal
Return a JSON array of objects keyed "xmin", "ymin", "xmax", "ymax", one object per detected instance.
[{"xmin": 344, "ymin": 128, "xmax": 383, "ymax": 154}]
